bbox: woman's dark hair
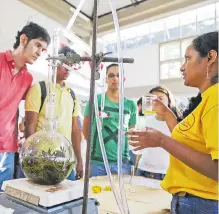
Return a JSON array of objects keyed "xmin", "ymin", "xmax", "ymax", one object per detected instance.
[
  {"xmin": 149, "ymin": 86, "xmax": 181, "ymax": 120},
  {"xmin": 193, "ymin": 31, "xmax": 218, "ymax": 85},
  {"xmin": 180, "ymin": 31, "xmax": 218, "ymax": 120},
  {"xmin": 13, "ymin": 22, "xmax": 51, "ymax": 49},
  {"xmin": 180, "ymin": 93, "xmax": 202, "ymax": 120}
]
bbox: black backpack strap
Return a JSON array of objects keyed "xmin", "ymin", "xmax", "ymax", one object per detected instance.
[
  {"xmin": 39, "ymin": 81, "xmax": 47, "ymax": 113},
  {"xmin": 69, "ymin": 89, "xmax": 76, "ymax": 114}
]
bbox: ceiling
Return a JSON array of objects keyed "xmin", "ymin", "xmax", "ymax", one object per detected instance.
[
  {"xmin": 19, "ymin": 0, "xmax": 208, "ymax": 41},
  {"xmin": 64, "ymin": 0, "xmax": 148, "ymax": 19}
]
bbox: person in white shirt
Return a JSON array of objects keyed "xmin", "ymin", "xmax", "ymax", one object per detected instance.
[{"xmin": 135, "ymin": 86, "xmax": 180, "ymax": 180}]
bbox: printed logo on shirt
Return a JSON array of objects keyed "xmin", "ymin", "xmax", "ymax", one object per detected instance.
[{"xmin": 179, "ymin": 113, "xmax": 195, "ymax": 131}]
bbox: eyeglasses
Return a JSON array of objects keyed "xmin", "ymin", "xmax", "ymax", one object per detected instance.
[{"xmin": 108, "ymin": 73, "xmax": 119, "ymax": 79}]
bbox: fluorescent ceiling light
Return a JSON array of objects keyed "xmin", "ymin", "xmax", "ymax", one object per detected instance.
[
  {"xmin": 62, "ymin": 29, "xmax": 91, "ymax": 54},
  {"xmin": 69, "ymin": 7, "xmax": 90, "ymax": 22}
]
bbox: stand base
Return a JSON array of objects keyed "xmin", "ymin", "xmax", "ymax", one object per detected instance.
[
  {"xmin": 2, "ymin": 179, "xmax": 84, "ymax": 207},
  {"xmin": 0, "ymin": 194, "xmax": 99, "ymax": 214}
]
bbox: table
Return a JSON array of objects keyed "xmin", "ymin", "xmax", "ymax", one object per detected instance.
[{"xmin": 89, "ymin": 175, "xmax": 172, "ymax": 214}]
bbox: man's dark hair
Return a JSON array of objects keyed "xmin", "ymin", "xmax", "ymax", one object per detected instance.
[
  {"xmin": 13, "ymin": 22, "xmax": 51, "ymax": 49},
  {"xmin": 58, "ymin": 45, "xmax": 76, "ymax": 56},
  {"xmin": 137, "ymin": 97, "xmax": 143, "ymax": 116},
  {"xmin": 106, "ymin": 63, "xmax": 118, "ymax": 74},
  {"xmin": 137, "ymin": 97, "xmax": 142, "ymax": 106}
]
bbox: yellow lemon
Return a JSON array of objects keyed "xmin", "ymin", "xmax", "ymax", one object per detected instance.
[{"xmin": 92, "ymin": 186, "xmax": 102, "ymax": 193}]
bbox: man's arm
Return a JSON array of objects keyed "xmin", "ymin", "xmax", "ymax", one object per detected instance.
[
  {"xmin": 72, "ymin": 116, "xmax": 83, "ymax": 178},
  {"xmin": 71, "ymin": 95, "xmax": 83, "ymax": 178},
  {"xmin": 14, "ymin": 109, "xmax": 19, "ymax": 140},
  {"xmin": 82, "ymin": 116, "xmax": 89, "ymax": 142},
  {"xmin": 82, "ymin": 101, "xmax": 90, "ymax": 142},
  {"xmin": 24, "ymin": 84, "xmax": 41, "ymax": 138},
  {"xmin": 22, "ymin": 77, "xmax": 33, "ymax": 100},
  {"xmin": 25, "ymin": 112, "xmax": 38, "ymax": 138}
]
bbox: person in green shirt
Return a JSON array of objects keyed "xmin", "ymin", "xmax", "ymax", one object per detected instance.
[{"xmin": 83, "ymin": 64, "xmax": 137, "ymax": 177}]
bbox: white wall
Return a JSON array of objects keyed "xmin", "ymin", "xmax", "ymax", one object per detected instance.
[
  {"xmin": 0, "ymin": 0, "xmax": 93, "ymax": 100},
  {"xmin": 0, "ymin": 0, "xmax": 63, "ymax": 51},
  {"xmin": 123, "ymin": 44, "xmax": 159, "ymax": 88},
  {"xmin": 122, "ymin": 44, "xmax": 198, "ymax": 99},
  {"xmin": 124, "ymin": 78, "xmax": 198, "ymax": 99}
]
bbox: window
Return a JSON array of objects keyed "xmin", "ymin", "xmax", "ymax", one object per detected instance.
[
  {"xmin": 135, "ymin": 23, "xmax": 150, "ymax": 37},
  {"xmin": 120, "ymin": 27, "xmax": 137, "ymax": 41},
  {"xmin": 137, "ymin": 35, "xmax": 150, "ymax": 46},
  {"xmin": 168, "ymin": 61, "xmax": 181, "ymax": 78},
  {"xmin": 180, "ymin": 10, "xmax": 196, "ymax": 26},
  {"xmin": 106, "ymin": 43, "xmax": 117, "ymax": 53},
  {"xmin": 124, "ymin": 38, "xmax": 138, "ymax": 49},
  {"xmin": 165, "ymin": 15, "xmax": 180, "ymax": 40},
  {"xmin": 180, "ymin": 23, "xmax": 197, "ymax": 38},
  {"xmin": 102, "ymin": 2, "xmax": 218, "ymax": 54},
  {"xmin": 197, "ymin": 4, "xmax": 215, "ymax": 22},
  {"xmin": 181, "ymin": 37, "xmax": 194, "ymax": 58},
  {"xmin": 150, "ymin": 19, "xmax": 165, "ymax": 43},
  {"xmin": 160, "ymin": 61, "xmax": 181, "ymax": 79},
  {"xmin": 151, "ymin": 19, "xmax": 164, "ymax": 33},
  {"xmin": 197, "ymin": 19, "xmax": 216, "ymax": 34},
  {"xmin": 160, "ymin": 37, "xmax": 194, "ymax": 80},
  {"xmin": 160, "ymin": 41, "xmax": 180, "ymax": 61},
  {"xmin": 160, "ymin": 63, "xmax": 169, "ymax": 79},
  {"xmin": 151, "ymin": 32, "xmax": 165, "ymax": 43},
  {"xmin": 180, "ymin": 10, "xmax": 197, "ymax": 38},
  {"xmin": 216, "ymin": 2, "xmax": 219, "ymax": 17},
  {"xmin": 102, "ymin": 32, "xmax": 116, "ymax": 43}
]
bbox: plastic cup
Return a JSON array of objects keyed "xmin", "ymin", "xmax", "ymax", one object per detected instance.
[{"xmin": 142, "ymin": 94, "xmax": 157, "ymax": 115}]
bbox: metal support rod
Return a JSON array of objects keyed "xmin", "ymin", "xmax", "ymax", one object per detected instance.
[
  {"xmin": 47, "ymin": 55, "xmax": 134, "ymax": 64},
  {"xmin": 82, "ymin": 0, "xmax": 98, "ymax": 213}
]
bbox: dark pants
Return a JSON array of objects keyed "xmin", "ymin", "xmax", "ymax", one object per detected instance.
[
  {"xmin": 171, "ymin": 194, "xmax": 218, "ymax": 214},
  {"xmin": 129, "ymin": 150, "xmax": 136, "ymax": 166},
  {"xmin": 136, "ymin": 168, "xmax": 165, "ymax": 180}
]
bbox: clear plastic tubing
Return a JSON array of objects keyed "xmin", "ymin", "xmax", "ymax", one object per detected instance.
[
  {"xmin": 94, "ymin": 93, "xmax": 125, "ymax": 214},
  {"xmin": 66, "ymin": 0, "xmax": 87, "ymax": 31},
  {"xmin": 64, "ymin": 0, "xmax": 126, "ymax": 212},
  {"xmin": 108, "ymin": 0, "xmax": 130, "ymax": 213}
]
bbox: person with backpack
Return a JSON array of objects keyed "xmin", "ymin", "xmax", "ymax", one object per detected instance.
[
  {"xmin": 0, "ymin": 22, "xmax": 50, "ymax": 190},
  {"xmin": 24, "ymin": 46, "xmax": 83, "ymax": 180}
]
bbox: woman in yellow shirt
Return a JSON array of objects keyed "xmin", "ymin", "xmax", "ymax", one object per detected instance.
[{"xmin": 127, "ymin": 31, "xmax": 218, "ymax": 214}]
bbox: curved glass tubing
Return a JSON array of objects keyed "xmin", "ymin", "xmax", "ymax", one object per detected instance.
[{"xmin": 46, "ymin": 1, "xmax": 134, "ymax": 213}]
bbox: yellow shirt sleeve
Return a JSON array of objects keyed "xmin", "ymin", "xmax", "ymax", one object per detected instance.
[
  {"xmin": 202, "ymin": 105, "xmax": 219, "ymax": 160},
  {"xmin": 72, "ymin": 94, "xmax": 79, "ymax": 117},
  {"xmin": 25, "ymin": 83, "xmax": 41, "ymax": 113}
]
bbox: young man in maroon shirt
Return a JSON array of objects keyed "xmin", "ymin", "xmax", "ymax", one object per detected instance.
[{"xmin": 0, "ymin": 22, "xmax": 50, "ymax": 190}]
